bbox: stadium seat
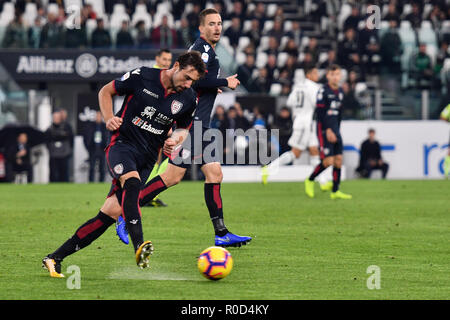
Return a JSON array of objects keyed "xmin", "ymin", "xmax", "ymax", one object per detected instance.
[
  {"xmin": 402, "ymin": 4, "xmax": 412, "ymax": 16},
  {"xmin": 294, "ymin": 69, "xmax": 305, "ymax": 83},
  {"xmin": 220, "ymin": 36, "xmax": 234, "ymax": 55},
  {"xmin": 337, "ymin": 3, "xmax": 352, "ymax": 30},
  {"xmin": 64, "ymin": 0, "xmax": 82, "ymax": 10},
  {"xmin": 266, "ymin": 4, "xmax": 277, "ymax": 17},
  {"xmin": 23, "ymin": 2, "xmax": 38, "ymax": 27},
  {"xmin": 235, "ymin": 51, "xmax": 246, "ymax": 65},
  {"xmin": 418, "ymin": 23, "xmax": 438, "ymax": 47},
  {"xmin": 263, "ymin": 20, "xmax": 274, "ymax": 33},
  {"xmin": 0, "ymin": 2, "xmax": 15, "ymax": 26},
  {"xmin": 86, "ymin": 18, "xmax": 97, "ymax": 42},
  {"xmin": 258, "ymin": 36, "xmax": 270, "ymax": 52},
  {"xmin": 243, "ymin": 20, "xmax": 252, "ymax": 33},
  {"xmin": 131, "ymin": 6, "xmax": 152, "ymax": 29},
  {"xmin": 269, "ymin": 83, "xmax": 282, "ymax": 95},
  {"xmin": 277, "ymin": 52, "xmax": 288, "ymax": 68},
  {"xmin": 153, "ymin": 12, "xmax": 174, "ymax": 28},
  {"xmin": 222, "ymin": 20, "xmax": 232, "ymax": 32},
  {"xmin": 47, "ymin": 3, "xmax": 59, "ymax": 15},
  {"xmin": 283, "ymin": 20, "xmax": 292, "ymax": 32},
  {"xmin": 237, "ymin": 36, "xmax": 250, "ymax": 52},
  {"xmin": 256, "ymin": 52, "xmax": 268, "ymax": 69},
  {"xmin": 156, "ymin": 1, "xmax": 172, "ymax": 14}
]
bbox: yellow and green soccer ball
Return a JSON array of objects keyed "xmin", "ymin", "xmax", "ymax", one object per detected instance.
[{"xmin": 197, "ymin": 246, "xmax": 233, "ymax": 281}]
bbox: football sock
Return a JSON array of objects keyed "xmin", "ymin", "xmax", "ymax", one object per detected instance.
[
  {"xmin": 50, "ymin": 211, "xmax": 115, "ymax": 261},
  {"xmin": 444, "ymin": 155, "xmax": 450, "ymax": 177},
  {"xmin": 332, "ymin": 167, "xmax": 341, "ymax": 192},
  {"xmin": 310, "ymin": 155, "xmax": 321, "ymax": 167},
  {"xmin": 139, "ymin": 175, "xmax": 167, "ymax": 206},
  {"xmin": 204, "ymin": 183, "xmax": 229, "ymax": 236},
  {"xmin": 268, "ymin": 151, "xmax": 295, "ymax": 171},
  {"xmin": 309, "ymin": 163, "xmax": 327, "ymax": 181},
  {"xmin": 122, "ymin": 177, "xmax": 144, "ymax": 252}
]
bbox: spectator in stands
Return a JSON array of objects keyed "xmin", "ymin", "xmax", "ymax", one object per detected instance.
[
  {"xmin": 242, "ymin": 43, "xmax": 256, "ymax": 57},
  {"xmin": 211, "ymin": 104, "xmax": 227, "ymax": 133},
  {"xmin": 36, "ymin": 6, "xmax": 47, "ymax": 25},
  {"xmin": 279, "ymin": 55, "xmax": 299, "ymax": 83},
  {"xmin": 248, "ymin": 2, "xmax": 266, "ymax": 29},
  {"xmin": 342, "ymin": 73, "xmax": 362, "ymax": 119},
  {"xmin": 426, "ymin": 5, "xmax": 446, "ymax": 29},
  {"xmin": 244, "ymin": 18, "xmax": 261, "ymax": 48},
  {"xmin": 411, "ymin": 43, "xmax": 433, "ymax": 88},
  {"xmin": 28, "ymin": 17, "xmax": 42, "ymax": 48},
  {"xmin": 273, "ymin": 5, "xmax": 284, "ymax": 23},
  {"xmin": 40, "ymin": 12, "xmax": 64, "ymax": 48},
  {"xmin": 84, "ymin": 3, "xmax": 97, "ymax": 20},
  {"xmin": 55, "ymin": 5, "xmax": 66, "ymax": 25},
  {"xmin": 358, "ymin": 23, "xmax": 380, "ymax": 75},
  {"xmin": 434, "ymin": 41, "xmax": 449, "ymax": 87},
  {"xmin": 304, "ymin": 37, "xmax": 319, "ymax": 64},
  {"xmin": 91, "ymin": 18, "xmax": 111, "ymax": 48},
  {"xmin": 135, "ymin": 20, "xmax": 151, "ymax": 49},
  {"xmin": 271, "ymin": 106, "xmax": 292, "ymax": 154},
  {"xmin": 45, "ymin": 110, "xmax": 73, "ymax": 183},
  {"xmin": 283, "ymin": 38, "xmax": 299, "ymax": 57},
  {"xmin": 252, "ymin": 106, "xmax": 267, "ymax": 129},
  {"xmin": 356, "ymin": 128, "xmax": 389, "ymax": 179},
  {"xmin": 151, "ymin": 15, "xmax": 177, "ymax": 49},
  {"xmin": 337, "ymin": 28, "xmax": 361, "ymax": 70},
  {"xmin": 343, "ymin": 5, "xmax": 361, "ymax": 31},
  {"xmin": 177, "ymin": 17, "xmax": 194, "ymax": 48},
  {"xmin": 186, "ymin": 3, "xmax": 201, "ymax": 40},
  {"xmin": 83, "ymin": 111, "xmax": 107, "ymax": 182},
  {"xmin": 277, "ymin": 69, "xmax": 293, "ymax": 88},
  {"xmin": 251, "ymin": 67, "xmax": 272, "ymax": 93},
  {"xmin": 224, "ymin": 16, "xmax": 241, "ymax": 49},
  {"xmin": 404, "ymin": 2, "xmax": 422, "ymax": 29},
  {"xmin": 380, "ymin": 19, "xmax": 403, "ymax": 74},
  {"xmin": 320, "ymin": 49, "xmax": 338, "ymax": 69},
  {"xmin": 237, "ymin": 54, "xmax": 256, "ymax": 91},
  {"xmin": 264, "ymin": 36, "xmax": 279, "ymax": 57},
  {"xmin": 2, "ymin": 14, "xmax": 27, "ymax": 48},
  {"xmin": 6, "ymin": 133, "xmax": 32, "ymax": 184},
  {"xmin": 266, "ymin": 54, "xmax": 278, "ymax": 84},
  {"xmin": 116, "ymin": 20, "xmax": 135, "ymax": 49},
  {"xmin": 265, "ymin": 19, "xmax": 284, "ymax": 39},
  {"xmin": 298, "ymin": 52, "xmax": 315, "ymax": 70},
  {"xmin": 383, "ymin": 2, "xmax": 400, "ymax": 26},
  {"xmin": 225, "ymin": 102, "xmax": 250, "ymax": 131},
  {"xmin": 286, "ymin": 21, "xmax": 302, "ymax": 46},
  {"xmin": 64, "ymin": 17, "xmax": 88, "ymax": 49},
  {"xmin": 227, "ymin": 0, "xmax": 245, "ymax": 21}
]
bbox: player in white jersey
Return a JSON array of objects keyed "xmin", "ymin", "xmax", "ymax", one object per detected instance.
[{"xmin": 263, "ymin": 66, "xmax": 331, "ymax": 190}]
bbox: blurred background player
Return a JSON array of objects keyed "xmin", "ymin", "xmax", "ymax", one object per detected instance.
[
  {"xmin": 262, "ymin": 66, "xmax": 331, "ymax": 190},
  {"xmin": 130, "ymin": 8, "xmax": 251, "ymax": 248},
  {"xmin": 144, "ymin": 48, "xmax": 174, "ymax": 207},
  {"xmin": 305, "ymin": 64, "xmax": 352, "ymax": 200},
  {"xmin": 440, "ymin": 103, "xmax": 450, "ymax": 178}
]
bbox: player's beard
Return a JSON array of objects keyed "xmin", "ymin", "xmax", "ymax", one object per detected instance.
[{"xmin": 170, "ymin": 72, "xmax": 183, "ymax": 93}]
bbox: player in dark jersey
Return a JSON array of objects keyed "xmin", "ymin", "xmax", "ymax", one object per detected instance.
[
  {"xmin": 41, "ymin": 52, "xmax": 206, "ymax": 277},
  {"xmin": 305, "ymin": 64, "xmax": 352, "ymax": 200},
  {"xmin": 120, "ymin": 8, "xmax": 251, "ymax": 248}
]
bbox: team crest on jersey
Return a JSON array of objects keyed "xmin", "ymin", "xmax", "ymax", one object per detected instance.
[
  {"xmin": 171, "ymin": 100, "xmax": 183, "ymax": 114},
  {"xmin": 114, "ymin": 163, "xmax": 124, "ymax": 175},
  {"xmin": 201, "ymin": 52, "xmax": 209, "ymax": 63}
]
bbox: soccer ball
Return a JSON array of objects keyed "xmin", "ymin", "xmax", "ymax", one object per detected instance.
[{"xmin": 197, "ymin": 246, "xmax": 233, "ymax": 281}]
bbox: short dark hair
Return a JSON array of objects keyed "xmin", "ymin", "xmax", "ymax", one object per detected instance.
[
  {"xmin": 304, "ymin": 65, "xmax": 317, "ymax": 76},
  {"xmin": 157, "ymin": 48, "xmax": 171, "ymax": 56},
  {"xmin": 177, "ymin": 51, "xmax": 206, "ymax": 77},
  {"xmin": 326, "ymin": 64, "xmax": 341, "ymax": 73},
  {"xmin": 199, "ymin": 8, "xmax": 220, "ymax": 25}
]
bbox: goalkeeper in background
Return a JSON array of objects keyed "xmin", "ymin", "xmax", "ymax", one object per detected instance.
[{"xmin": 440, "ymin": 103, "xmax": 450, "ymax": 178}]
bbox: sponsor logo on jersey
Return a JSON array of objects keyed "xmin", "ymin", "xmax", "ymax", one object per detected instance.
[
  {"xmin": 203, "ymin": 45, "xmax": 210, "ymax": 52},
  {"xmin": 171, "ymin": 100, "xmax": 183, "ymax": 114},
  {"xmin": 143, "ymin": 88, "xmax": 159, "ymax": 99},
  {"xmin": 154, "ymin": 112, "xmax": 174, "ymax": 125},
  {"xmin": 141, "ymin": 106, "xmax": 156, "ymax": 119},
  {"xmin": 131, "ymin": 116, "xmax": 165, "ymax": 134}
]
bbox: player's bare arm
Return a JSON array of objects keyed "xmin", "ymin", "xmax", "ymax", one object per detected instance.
[
  {"xmin": 163, "ymin": 128, "xmax": 189, "ymax": 154},
  {"xmin": 98, "ymin": 80, "xmax": 123, "ymax": 131}
]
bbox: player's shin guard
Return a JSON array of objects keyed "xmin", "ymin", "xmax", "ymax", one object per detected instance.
[
  {"xmin": 332, "ymin": 167, "xmax": 341, "ymax": 192},
  {"xmin": 204, "ymin": 183, "xmax": 229, "ymax": 237},
  {"xmin": 309, "ymin": 162, "xmax": 326, "ymax": 181},
  {"xmin": 122, "ymin": 177, "xmax": 144, "ymax": 252},
  {"xmin": 50, "ymin": 211, "xmax": 115, "ymax": 261},
  {"xmin": 139, "ymin": 175, "xmax": 167, "ymax": 206}
]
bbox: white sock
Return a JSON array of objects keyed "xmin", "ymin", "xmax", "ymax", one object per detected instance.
[
  {"xmin": 268, "ymin": 151, "xmax": 295, "ymax": 172},
  {"xmin": 310, "ymin": 155, "xmax": 320, "ymax": 167}
]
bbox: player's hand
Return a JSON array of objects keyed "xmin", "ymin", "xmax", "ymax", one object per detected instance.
[
  {"xmin": 326, "ymin": 128, "xmax": 337, "ymax": 143},
  {"xmin": 226, "ymin": 74, "xmax": 240, "ymax": 90},
  {"xmin": 106, "ymin": 116, "xmax": 123, "ymax": 131},
  {"xmin": 163, "ymin": 137, "xmax": 178, "ymax": 154}
]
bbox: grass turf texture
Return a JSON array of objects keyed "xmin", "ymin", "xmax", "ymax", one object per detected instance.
[{"xmin": 0, "ymin": 180, "xmax": 448, "ymax": 300}]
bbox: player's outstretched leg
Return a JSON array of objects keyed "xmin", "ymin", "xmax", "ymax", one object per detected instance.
[
  {"xmin": 305, "ymin": 162, "xmax": 327, "ymax": 198},
  {"xmin": 42, "ymin": 211, "xmax": 115, "ymax": 278}
]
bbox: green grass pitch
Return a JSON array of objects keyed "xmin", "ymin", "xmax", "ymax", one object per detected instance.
[{"xmin": 0, "ymin": 180, "xmax": 448, "ymax": 300}]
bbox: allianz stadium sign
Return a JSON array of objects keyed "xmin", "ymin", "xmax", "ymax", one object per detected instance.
[{"xmin": 0, "ymin": 49, "xmax": 182, "ymax": 81}]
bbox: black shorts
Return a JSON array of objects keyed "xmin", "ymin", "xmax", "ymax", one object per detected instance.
[
  {"xmin": 105, "ymin": 140, "xmax": 154, "ymax": 204},
  {"xmin": 317, "ymin": 129, "xmax": 343, "ymax": 159},
  {"xmin": 168, "ymin": 125, "xmax": 221, "ymax": 169}
]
